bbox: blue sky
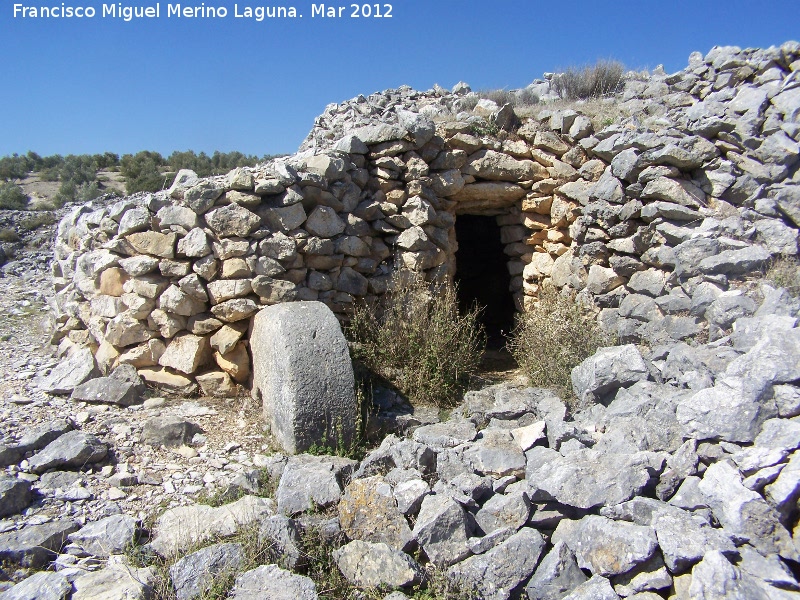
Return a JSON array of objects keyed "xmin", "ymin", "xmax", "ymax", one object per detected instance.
[{"xmin": 0, "ymin": 0, "xmax": 797, "ymax": 158}]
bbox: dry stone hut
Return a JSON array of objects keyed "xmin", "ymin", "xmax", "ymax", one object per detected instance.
[{"xmin": 51, "ymin": 42, "xmax": 800, "ymax": 395}]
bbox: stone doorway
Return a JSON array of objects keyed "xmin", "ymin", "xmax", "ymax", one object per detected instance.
[{"xmin": 454, "ymin": 215, "xmax": 516, "ymax": 349}]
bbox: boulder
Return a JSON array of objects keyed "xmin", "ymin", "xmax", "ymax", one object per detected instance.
[
  {"xmin": 333, "ymin": 540, "xmax": 423, "ymax": 589},
  {"xmin": 27, "ymin": 431, "xmax": 107, "ymax": 474},
  {"xmin": 0, "ymin": 476, "xmax": 32, "ymax": 518},
  {"xmin": 68, "ymin": 514, "xmax": 140, "ymax": 558},
  {"xmin": 275, "ymin": 454, "xmax": 356, "ymax": 515},
  {"xmin": 251, "ymin": 301, "xmax": 357, "ymax": 454},
  {"xmin": 35, "ymin": 347, "xmax": 98, "ymax": 395},
  {"xmin": 229, "ymin": 565, "xmax": 318, "ymax": 600},
  {"xmin": 1, "ymin": 571, "xmax": 72, "ymax": 600},
  {"xmin": 571, "ymin": 345, "xmax": 650, "ymax": 404},
  {"xmin": 447, "ymin": 528, "xmax": 546, "ymax": 600},
  {"xmin": 170, "ymin": 543, "xmax": 245, "ymax": 600},
  {"xmin": 0, "ymin": 520, "xmax": 79, "ymax": 567}
]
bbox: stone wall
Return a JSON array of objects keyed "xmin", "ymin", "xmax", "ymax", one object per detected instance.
[{"xmin": 51, "ymin": 42, "xmax": 800, "ymax": 393}]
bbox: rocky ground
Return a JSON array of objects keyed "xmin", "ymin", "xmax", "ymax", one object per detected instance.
[{"xmin": 1, "ymin": 40, "xmax": 800, "ymax": 600}]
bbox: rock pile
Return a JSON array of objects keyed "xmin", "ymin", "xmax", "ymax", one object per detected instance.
[
  {"xmin": 4, "ymin": 280, "xmax": 800, "ymax": 598},
  {"xmin": 50, "ymin": 41, "xmax": 799, "ymax": 391}
]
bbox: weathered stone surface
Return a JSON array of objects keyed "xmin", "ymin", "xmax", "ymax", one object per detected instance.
[
  {"xmin": 210, "ymin": 298, "xmax": 259, "ymax": 322},
  {"xmin": 251, "ymin": 301, "xmax": 357, "ymax": 454},
  {"xmin": 333, "ymin": 540, "xmax": 423, "ymax": 589},
  {"xmin": 556, "ymin": 575, "xmax": 619, "ymax": 600},
  {"xmin": 688, "ymin": 550, "xmax": 771, "ymax": 600},
  {"xmin": 698, "ymin": 461, "xmax": 797, "ymax": 560},
  {"xmin": 475, "ymin": 489, "xmax": 530, "ymax": 534},
  {"xmin": 28, "ymin": 431, "xmax": 107, "ymax": 474},
  {"xmin": 412, "ymin": 494, "xmax": 472, "ymax": 567},
  {"xmin": 412, "ymin": 421, "xmax": 477, "ymax": 449},
  {"xmin": 15, "ymin": 419, "xmax": 74, "ymax": 454},
  {"xmin": 276, "ymin": 454, "xmax": 356, "ymax": 515},
  {"xmin": 652, "ymin": 508, "xmax": 736, "ymax": 572},
  {"xmin": 526, "ymin": 447, "xmax": 664, "ymax": 510},
  {"xmin": 141, "ymin": 415, "xmax": 198, "ymax": 448},
  {"xmin": 36, "ymin": 347, "xmax": 98, "ymax": 394},
  {"xmin": 158, "ymin": 333, "xmax": 211, "ymax": 375},
  {"xmin": 0, "ymin": 477, "xmax": 32, "ymax": 518},
  {"xmin": 463, "ymin": 149, "xmax": 544, "ymax": 182},
  {"xmin": 305, "ymin": 206, "xmax": 346, "ymax": 238},
  {"xmin": 463, "ymin": 429, "xmax": 526, "ymax": 477},
  {"xmin": 68, "ymin": 514, "xmax": 139, "ymax": 558},
  {"xmin": 126, "ymin": 231, "xmax": 177, "ymax": 258},
  {"xmin": 170, "ymin": 543, "xmax": 245, "ymax": 600},
  {"xmin": 2, "ymin": 571, "xmax": 71, "ymax": 600},
  {"xmin": 71, "ymin": 562, "xmax": 157, "ymax": 600},
  {"xmin": 676, "ymin": 377, "xmax": 776, "ymax": 443},
  {"xmin": 572, "ymin": 345, "xmax": 650, "ymax": 403},
  {"xmin": 204, "ymin": 203, "xmax": 261, "ymax": 237},
  {"xmin": 229, "ymin": 565, "xmax": 318, "ymax": 600},
  {"xmin": 178, "ymin": 227, "xmax": 211, "ymax": 257},
  {"xmin": 338, "ymin": 475, "xmax": 413, "ymax": 550},
  {"xmin": 0, "ymin": 520, "xmax": 79, "ymax": 567},
  {"xmin": 447, "ymin": 528, "xmax": 546, "ymax": 600},
  {"xmin": 149, "ymin": 495, "xmax": 274, "ymax": 556},
  {"xmin": 70, "ymin": 375, "xmax": 140, "ymax": 406},
  {"xmin": 556, "ymin": 516, "xmax": 657, "ymax": 577},
  {"xmin": 258, "ymin": 515, "xmax": 304, "ymax": 570},
  {"xmin": 526, "ymin": 541, "xmax": 589, "ymax": 600}
]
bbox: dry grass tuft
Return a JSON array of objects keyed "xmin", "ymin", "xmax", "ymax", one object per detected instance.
[
  {"xmin": 509, "ymin": 284, "xmax": 615, "ymax": 400},
  {"xmin": 766, "ymin": 256, "xmax": 800, "ymax": 297}
]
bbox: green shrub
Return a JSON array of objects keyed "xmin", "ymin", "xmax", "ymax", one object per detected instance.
[
  {"xmin": 551, "ymin": 59, "xmax": 625, "ymax": 100},
  {"xmin": 0, "ymin": 228, "xmax": 20, "ymax": 242},
  {"xmin": 121, "ymin": 151, "xmax": 168, "ymax": 193},
  {"xmin": 509, "ymin": 284, "xmax": 615, "ymax": 400},
  {"xmin": 19, "ymin": 212, "xmax": 56, "ymax": 231},
  {"xmin": 348, "ymin": 269, "xmax": 485, "ymax": 407},
  {"xmin": 766, "ymin": 256, "xmax": 800, "ymax": 297},
  {"xmin": 0, "ymin": 183, "xmax": 28, "ymax": 210},
  {"xmin": 53, "ymin": 181, "xmax": 104, "ymax": 207}
]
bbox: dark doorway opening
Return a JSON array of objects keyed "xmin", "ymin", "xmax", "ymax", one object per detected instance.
[{"xmin": 454, "ymin": 215, "xmax": 516, "ymax": 349}]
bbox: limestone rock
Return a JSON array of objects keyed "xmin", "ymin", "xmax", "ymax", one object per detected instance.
[
  {"xmin": 158, "ymin": 333, "xmax": 211, "ymax": 375},
  {"xmin": 170, "ymin": 542, "xmax": 245, "ymax": 600},
  {"xmin": 68, "ymin": 514, "xmax": 139, "ymax": 558},
  {"xmin": 229, "ymin": 565, "xmax": 318, "ymax": 600},
  {"xmin": 149, "ymin": 495, "xmax": 274, "ymax": 556},
  {"xmin": 571, "ymin": 345, "xmax": 650, "ymax": 404},
  {"xmin": 36, "ymin": 347, "xmax": 98, "ymax": 395},
  {"xmin": 28, "ymin": 431, "xmax": 107, "ymax": 474},
  {"xmin": 333, "ymin": 540, "xmax": 423, "ymax": 589},
  {"xmin": 205, "ymin": 203, "xmax": 261, "ymax": 237},
  {"xmin": 338, "ymin": 475, "xmax": 413, "ymax": 551},
  {"xmin": 276, "ymin": 454, "xmax": 356, "ymax": 515},
  {"xmin": 0, "ymin": 520, "xmax": 79, "ymax": 567},
  {"xmin": 72, "ymin": 562, "xmax": 157, "ymax": 600},
  {"xmin": 0, "ymin": 476, "xmax": 32, "ymax": 518},
  {"xmin": 251, "ymin": 302, "xmax": 357, "ymax": 454},
  {"xmin": 1, "ymin": 571, "xmax": 72, "ymax": 600},
  {"xmin": 526, "ymin": 541, "xmax": 589, "ymax": 600},
  {"xmin": 447, "ymin": 528, "xmax": 546, "ymax": 600}
]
